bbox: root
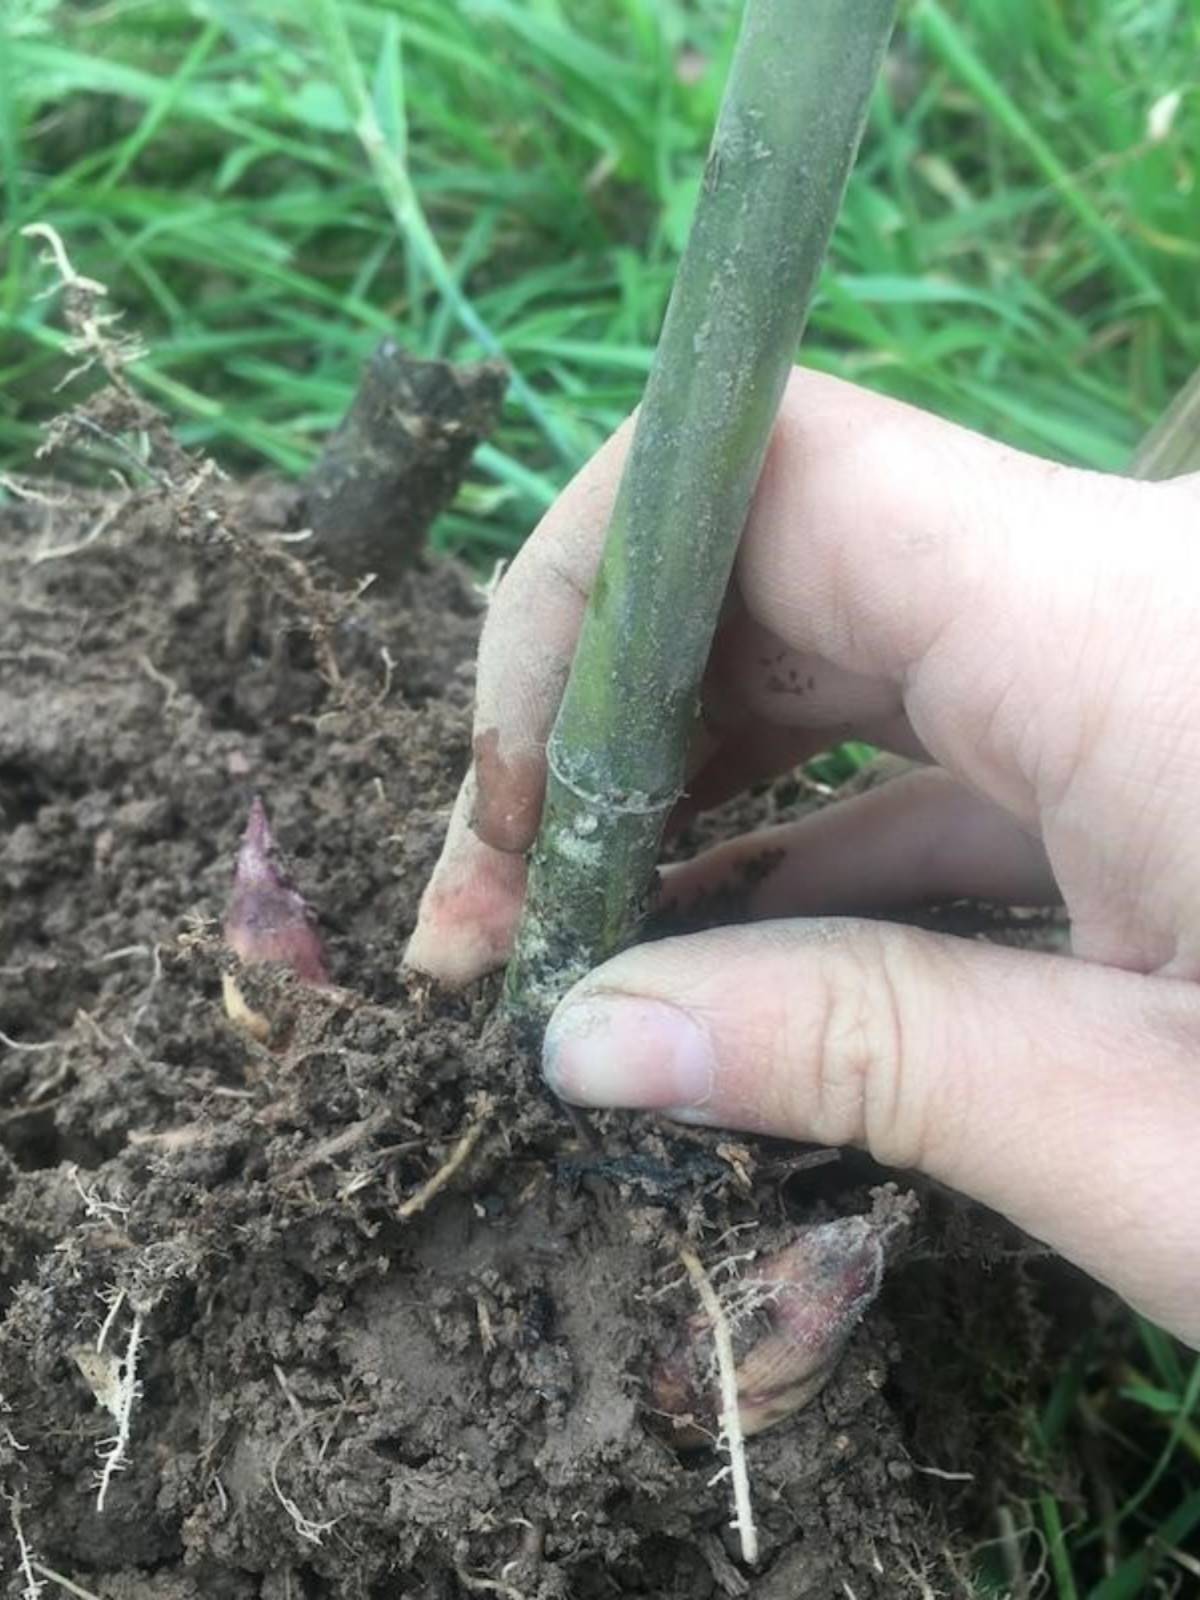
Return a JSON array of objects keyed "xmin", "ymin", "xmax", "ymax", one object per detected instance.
[
  {"xmin": 21, "ymin": 223, "xmax": 145, "ymax": 390},
  {"xmin": 4, "ymin": 1492, "xmax": 45, "ymax": 1599},
  {"xmin": 0, "ymin": 1030, "xmax": 58, "ymax": 1054},
  {"xmin": 283, "ymin": 1109, "xmax": 391, "ymax": 1182},
  {"xmin": 120, "ymin": 939, "xmax": 163, "ymax": 1052},
  {"xmin": 269, "ymin": 1413, "xmax": 338, "ymax": 1547},
  {"xmin": 270, "ymin": 1366, "xmax": 338, "ymax": 1547},
  {"xmin": 24, "ymin": 223, "xmax": 363, "ymax": 700},
  {"xmin": 69, "ymin": 1169, "xmax": 129, "ymax": 1225},
  {"xmin": 397, "ymin": 1102, "xmax": 491, "ymax": 1221},
  {"xmin": 29, "ymin": 1565, "xmax": 102, "ymax": 1600},
  {"xmin": 454, "ymin": 1564, "xmax": 528, "ymax": 1600},
  {"xmin": 94, "ymin": 1286, "xmax": 126, "ymax": 1356},
  {"xmin": 94, "ymin": 1306, "xmax": 144, "ymax": 1512},
  {"xmin": 70, "ymin": 1281, "xmax": 148, "ymax": 1513},
  {"xmin": 27, "ymin": 501, "xmax": 123, "ymax": 566},
  {"xmin": 679, "ymin": 1247, "xmax": 758, "ymax": 1566}
]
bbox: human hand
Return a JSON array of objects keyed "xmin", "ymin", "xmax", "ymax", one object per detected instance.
[{"xmin": 406, "ymin": 368, "xmax": 1200, "ymax": 1347}]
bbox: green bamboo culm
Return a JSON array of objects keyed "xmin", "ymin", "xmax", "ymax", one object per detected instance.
[{"xmin": 505, "ymin": 0, "xmax": 898, "ymax": 1029}]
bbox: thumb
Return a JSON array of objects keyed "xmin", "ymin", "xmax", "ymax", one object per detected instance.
[{"xmin": 543, "ymin": 921, "xmax": 1200, "ymax": 1346}]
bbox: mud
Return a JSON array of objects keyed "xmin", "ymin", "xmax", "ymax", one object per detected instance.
[{"xmin": 1, "ymin": 411, "xmax": 1087, "ymax": 1600}]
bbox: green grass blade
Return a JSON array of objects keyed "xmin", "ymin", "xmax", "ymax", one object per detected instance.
[
  {"xmin": 1040, "ymin": 1492, "xmax": 1081, "ymax": 1600},
  {"xmin": 1088, "ymin": 1486, "xmax": 1200, "ymax": 1600},
  {"xmin": 912, "ymin": 0, "xmax": 1183, "ymax": 341}
]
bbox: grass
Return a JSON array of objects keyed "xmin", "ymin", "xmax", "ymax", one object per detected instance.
[
  {"xmin": 1008, "ymin": 1318, "xmax": 1200, "ymax": 1599},
  {"xmin": 3, "ymin": 0, "xmax": 1199, "ymax": 561},
  {"xmin": 1, "ymin": 1, "xmax": 1198, "ymax": 1593}
]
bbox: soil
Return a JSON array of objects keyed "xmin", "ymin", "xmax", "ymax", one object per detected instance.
[{"xmin": 0, "ymin": 392, "xmax": 1098, "ymax": 1600}]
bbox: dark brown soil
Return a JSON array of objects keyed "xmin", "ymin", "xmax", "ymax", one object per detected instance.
[{"xmin": 0, "ymin": 407, "xmax": 1088, "ymax": 1600}]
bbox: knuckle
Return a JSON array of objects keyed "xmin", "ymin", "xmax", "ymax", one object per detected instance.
[{"xmin": 803, "ymin": 923, "xmax": 928, "ymax": 1169}]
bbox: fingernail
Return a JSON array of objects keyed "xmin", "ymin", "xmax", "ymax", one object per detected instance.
[{"xmin": 543, "ymin": 994, "xmax": 716, "ymax": 1112}]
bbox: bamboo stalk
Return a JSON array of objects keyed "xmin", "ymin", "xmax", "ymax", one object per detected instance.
[{"xmin": 505, "ymin": 0, "xmax": 897, "ymax": 1027}]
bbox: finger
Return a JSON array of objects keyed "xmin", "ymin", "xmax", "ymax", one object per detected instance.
[
  {"xmin": 543, "ymin": 921, "xmax": 1200, "ymax": 1345},
  {"xmin": 675, "ymin": 724, "xmax": 830, "ymax": 824},
  {"xmin": 403, "ymin": 773, "xmax": 527, "ymax": 985},
  {"xmin": 700, "ymin": 597, "xmax": 901, "ymax": 732},
  {"xmin": 470, "ymin": 419, "xmax": 635, "ymax": 853},
  {"xmin": 676, "ymin": 598, "xmax": 921, "ymax": 820},
  {"xmin": 406, "ymin": 717, "xmax": 928, "ymax": 985},
  {"xmin": 473, "ymin": 368, "xmax": 1158, "ymax": 854},
  {"xmin": 407, "ymin": 728, "xmax": 938, "ymax": 987},
  {"xmin": 663, "ymin": 767, "xmax": 1057, "ymax": 920},
  {"xmin": 468, "ymin": 385, "xmax": 920, "ymax": 854},
  {"xmin": 676, "ymin": 705, "xmax": 930, "ymax": 825},
  {"xmin": 404, "ymin": 715, "xmax": 863, "ymax": 985}
]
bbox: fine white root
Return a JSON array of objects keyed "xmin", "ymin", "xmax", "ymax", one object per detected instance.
[
  {"xmin": 0, "ymin": 1030, "xmax": 58, "ymax": 1054},
  {"xmin": 269, "ymin": 1417, "xmax": 338, "ymax": 1547},
  {"xmin": 69, "ymin": 1168, "xmax": 129, "ymax": 1225},
  {"xmin": 20, "ymin": 222, "xmax": 145, "ymax": 388},
  {"xmin": 679, "ymin": 1247, "xmax": 758, "ymax": 1566},
  {"xmin": 20, "ymin": 224, "xmax": 105, "ymax": 295},
  {"xmin": 94, "ymin": 1287, "xmax": 127, "ymax": 1356},
  {"xmin": 397, "ymin": 1103, "xmax": 491, "ymax": 1221},
  {"xmin": 121, "ymin": 939, "xmax": 164, "ymax": 1049},
  {"xmin": 268, "ymin": 1366, "xmax": 339, "ymax": 1546},
  {"xmin": 454, "ymin": 1564, "xmax": 528, "ymax": 1600},
  {"xmin": 73, "ymin": 1284, "xmax": 148, "ymax": 1514},
  {"xmin": 29, "ymin": 1563, "xmax": 103, "ymax": 1600},
  {"xmin": 94, "ymin": 1308, "xmax": 144, "ymax": 1512},
  {"xmin": 27, "ymin": 501, "xmax": 123, "ymax": 567},
  {"xmin": 4, "ymin": 1492, "xmax": 45, "ymax": 1599}
]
